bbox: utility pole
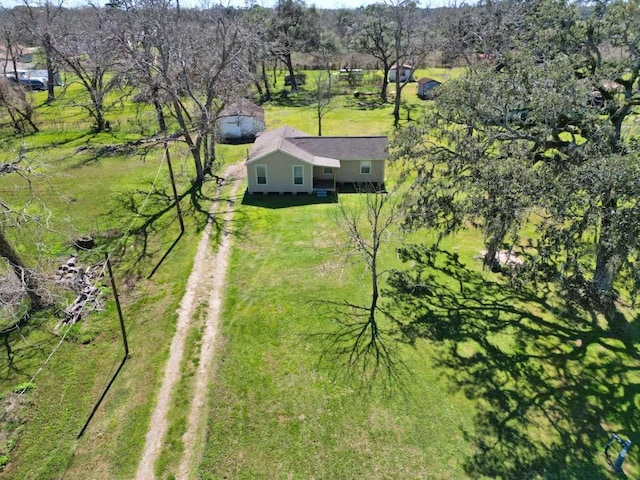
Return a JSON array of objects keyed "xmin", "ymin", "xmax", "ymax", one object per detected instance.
[
  {"xmin": 106, "ymin": 254, "xmax": 129, "ymax": 356},
  {"xmin": 77, "ymin": 255, "xmax": 129, "ymax": 438},
  {"xmin": 165, "ymin": 142, "xmax": 185, "ymax": 233}
]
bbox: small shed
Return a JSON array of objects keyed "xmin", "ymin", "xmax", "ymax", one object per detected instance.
[
  {"xmin": 389, "ymin": 63, "xmax": 415, "ymax": 83},
  {"xmin": 218, "ymin": 99, "xmax": 265, "ymax": 142},
  {"xmin": 417, "ymin": 77, "xmax": 441, "ymax": 99}
]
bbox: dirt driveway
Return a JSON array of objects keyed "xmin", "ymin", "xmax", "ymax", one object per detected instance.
[{"xmin": 136, "ymin": 162, "xmax": 245, "ymax": 480}]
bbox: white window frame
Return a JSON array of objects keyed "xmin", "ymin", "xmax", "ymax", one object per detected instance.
[
  {"xmin": 360, "ymin": 160, "xmax": 372, "ymax": 175},
  {"xmin": 292, "ymin": 165, "xmax": 304, "ymax": 185},
  {"xmin": 255, "ymin": 164, "xmax": 267, "ymax": 185},
  {"xmin": 323, "ymin": 166, "xmax": 333, "ymax": 175}
]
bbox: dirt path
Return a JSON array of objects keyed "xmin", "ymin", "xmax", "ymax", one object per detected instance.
[{"xmin": 135, "ymin": 163, "xmax": 245, "ymax": 480}]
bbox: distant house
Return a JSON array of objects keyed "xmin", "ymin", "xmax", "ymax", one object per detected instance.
[
  {"xmin": 417, "ymin": 77, "xmax": 441, "ymax": 99},
  {"xmin": 0, "ymin": 43, "xmax": 62, "ymax": 88},
  {"xmin": 388, "ymin": 63, "xmax": 415, "ymax": 83},
  {"xmin": 245, "ymin": 125, "xmax": 387, "ymax": 194},
  {"xmin": 218, "ymin": 99, "xmax": 265, "ymax": 142},
  {"xmin": 0, "ymin": 44, "xmax": 38, "ymax": 68}
]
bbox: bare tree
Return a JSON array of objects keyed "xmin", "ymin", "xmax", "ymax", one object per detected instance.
[
  {"xmin": 16, "ymin": 0, "xmax": 65, "ymax": 103},
  {"xmin": 314, "ymin": 71, "xmax": 333, "ymax": 136},
  {"xmin": 388, "ymin": 0, "xmax": 431, "ymax": 127},
  {"xmin": 120, "ymin": 2, "xmax": 250, "ymax": 183},
  {"xmin": 0, "ymin": 153, "xmax": 51, "ymax": 314},
  {"xmin": 323, "ymin": 186, "xmax": 403, "ymax": 383},
  {"xmin": 0, "ymin": 9, "xmax": 23, "ymax": 79},
  {"xmin": 350, "ymin": 0, "xmax": 431, "ymax": 126},
  {"xmin": 49, "ymin": 5, "xmax": 129, "ymax": 132},
  {"xmin": 0, "ymin": 13, "xmax": 39, "ymax": 132},
  {"xmin": 241, "ymin": 4, "xmax": 274, "ymax": 102},
  {"xmin": 0, "ymin": 77, "xmax": 39, "ymax": 133}
]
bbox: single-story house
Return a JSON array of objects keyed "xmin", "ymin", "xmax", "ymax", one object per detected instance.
[
  {"xmin": 245, "ymin": 125, "xmax": 387, "ymax": 194},
  {"xmin": 0, "ymin": 44, "xmax": 38, "ymax": 68},
  {"xmin": 417, "ymin": 77, "xmax": 441, "ymax": 99},
  {"xmin": 218, "ymin": 99, "xmax": 265, "ymax": 142},
  {"xmin": 388, "ymin": 63, "xmax": 415, "ymax": 83}
]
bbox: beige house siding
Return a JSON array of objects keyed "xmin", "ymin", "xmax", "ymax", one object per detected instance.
[
  {"xmin": 218, "ymin": 116, "xmax": 265, "ymax": 140},
  {"xmin": 247, "ymin": 156, "xmax": 385, "ymax": 193},
  {"xmin": 247, "ymin": 152, "xmax": 313, "ymax": 194},
  {"xmin": 336, "ymin": 159, "xmax": 385, "ymax": 184}
]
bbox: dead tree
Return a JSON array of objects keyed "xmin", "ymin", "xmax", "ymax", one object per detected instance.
[
  {"xmin": 0, "ymin": 77, "xmax": 39, "ymax": 134},
  {"xmin": 0, "ymin": 155, "xmax": 50, "ymax": 311},
  {"xmin": 323, "ymin": 185, "xmax": 404, "ymax": 384}
]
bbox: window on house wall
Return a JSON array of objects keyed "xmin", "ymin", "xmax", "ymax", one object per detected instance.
[
  {"xmin": 293, "ymin": 165, "xmax": 304, "ymax": 185},
  {"xmin": 256, "ymin": 165, "xmax": 267, "ymax": 185},
  {"xmin": 360, "ymin": 161, "xmax": 371, "ymax": 174},
  {"xmin": 323, "ymin": 167, "xmax": 333, "ymax": 175}
]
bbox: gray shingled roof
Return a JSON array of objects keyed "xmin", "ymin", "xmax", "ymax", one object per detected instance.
[
  {"xmin": 246, "ymin": 125, "xmax": 387, "ymax": 166},
  {"xmin": 219, "ymin": 99, "xmax": 265, "ymax": 120},
  {"xmin": 417, "ymin": 77, "xmax": 441, "ymax": 85}
]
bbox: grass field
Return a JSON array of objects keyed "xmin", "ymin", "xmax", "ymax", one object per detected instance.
[
  {"xmin": 0, "ymin": 67, "xmax": 638, "ymax": 479},
  {"xmin": 196, "ymin": 184, "xmax": 639, "ymax": 479}
]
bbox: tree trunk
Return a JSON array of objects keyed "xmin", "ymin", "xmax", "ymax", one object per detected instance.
[
  {"xmin": 0, "ymin": 231, "xmax": 49, "ymax": 310},
  {"xmin": 151, "ymin": 83, "xmax": 166, "ymax": 134},
  {"xmin": 380, "ymin": 65, "xmax": 390, "ymax": 102},
  {"xmin": 203, "ymin": 131, "xmax": 215, "ymax": 176},
  {"xmin": 594, "ymin": 197, "xmax": 622, "ymax": 292},
  {"xmin": 594, "ymin": 250, "xmax": 621, "ymax": 293},
  {"xmin": 484, "ymin": 235, "xmax": 501, "ymax": 271},
  {"xmin": 261, "ymin": 60, "xmax": 271, "ymax": 101},
  {"xmin": 369, "ymin": 256, "xmax": 379, "ymax": 322},
  {"xmin": 392, "ymin": 78, "xmax": 402, "ymax": 127},
  {"xmin": 172, "ymin": 97, "xmax": 205, "ymax": 183},
  {"xmin": 91, "ymin": 90, "xmax": 106, "ymax": 132},
  {"xmin": 285, "ymin": 53, "xmax": 297, "ymax": 91},
  {"xmin": 44, "ymin": 34, "xmax": 56, "ymax": 103}
]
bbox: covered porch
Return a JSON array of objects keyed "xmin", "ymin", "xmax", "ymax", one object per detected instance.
[
  {"xmin": 312, "ymin": 161, "xmax": 339, "ymax": 193},
  {"xmin": 313, "ymin": 177, "xmax": 336, "ymax": 192}
]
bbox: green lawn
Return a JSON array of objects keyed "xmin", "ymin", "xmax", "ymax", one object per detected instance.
[
  {"xmin": 197, "ymin": 179, "xmax": 639, "ymax": 479},
  {"xmin": 0, "ymin": 123, "xmax": 228, "ymax": 478},
  {"xmin": 0, "ymin": 67, "xmax": 638, "ymax": 479}
]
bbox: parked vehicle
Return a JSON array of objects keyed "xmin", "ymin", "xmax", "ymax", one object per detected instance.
[{"xmin": 19, "ymin": 77, "xmax": 46, "ymax": 91}]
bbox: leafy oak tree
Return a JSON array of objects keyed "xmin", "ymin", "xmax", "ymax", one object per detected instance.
[
  {"xmin": 267, "ymin": 0, "xmax": 321, "ymax": 91},
  {"xmin": 398, "ymin": 0, "xmax": 640, "ymax": 299},
  {"xmin": 350, "ymin": 1, "xmax": 430, "ymax": 126},
  {"xmin": 349, "ymin": 3, "xmax": 396, "ymax": 102}
]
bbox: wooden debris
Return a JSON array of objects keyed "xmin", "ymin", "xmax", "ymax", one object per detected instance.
[{"xmin": 55, "ymin": 257, "xmax": 105, "ymax": 325}]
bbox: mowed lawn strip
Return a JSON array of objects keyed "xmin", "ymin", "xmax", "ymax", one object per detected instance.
[{"xmin": 198, "ymin": 192, "xmax": 477, "ymax": 479}]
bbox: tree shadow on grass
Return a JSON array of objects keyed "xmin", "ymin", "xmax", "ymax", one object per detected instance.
[
  {"xmin": 386, "ymin": 244, "xmax": 639, "ymax": 479},
  {"xmin": 97, "ymin": 173, "xmax": 245, "ymax": 281},
  {"xmin": 268, "ymin": 88, "xmax": 315, "ymax": 107},
  {"xmin": 311, "ymin": 298, "xmax": 411, "ymax": 395}
]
